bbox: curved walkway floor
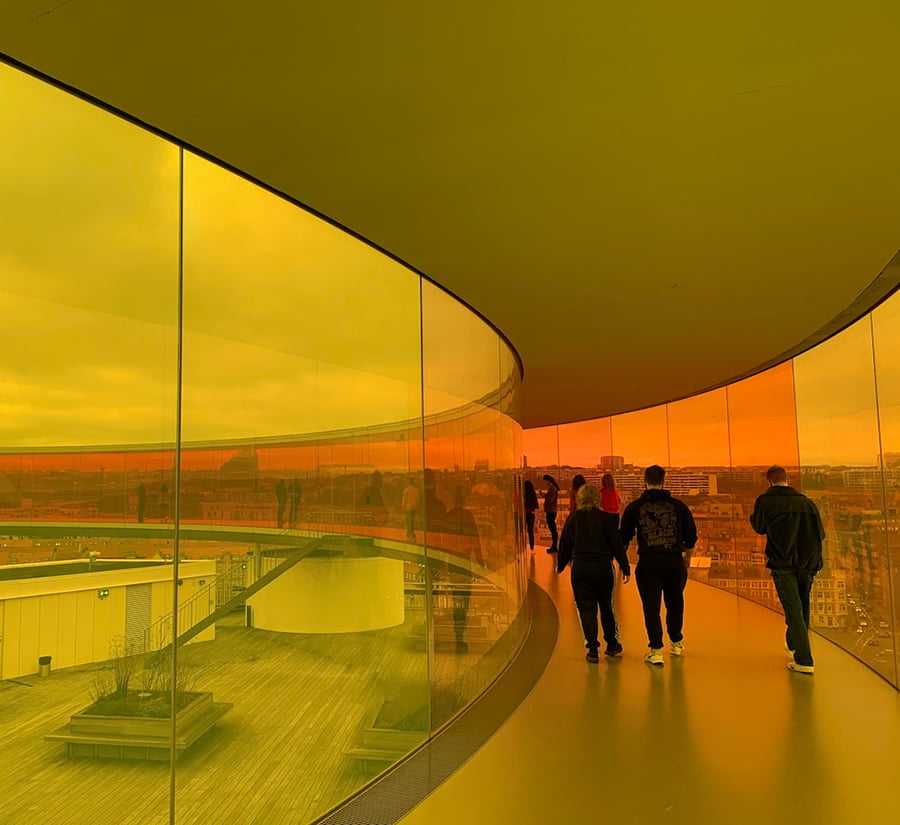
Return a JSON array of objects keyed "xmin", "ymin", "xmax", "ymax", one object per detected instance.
[{"xmin": 397, "ymin": 551, "xmax": 900, "ymax": 825}]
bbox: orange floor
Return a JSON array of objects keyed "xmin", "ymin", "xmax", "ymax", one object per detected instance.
[{"xmin": 398, "ymin": 550, "xmax": 900, "ymax": 825}]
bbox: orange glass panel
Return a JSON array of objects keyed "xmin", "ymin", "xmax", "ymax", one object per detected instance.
[
  {"xmin": 725, "ymin": 363, "xmax": 800, "ymax": 610},
  {"xmin": 666, "ymin": 389, "xmax": 734, "ymax": 591},
  {"xmin": 523, "ymin": 425, "xmax": 559, "ymax": 468}
]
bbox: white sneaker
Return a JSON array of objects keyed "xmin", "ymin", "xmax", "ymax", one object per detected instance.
[
  {"xmin": 670, "ymin": 641, "xmax": 684, "ymax": 657},
  {"xmin": 644, "ymin": 648, "xmax": 664, "ymax": 666},
  {"xmin": 787, "ymin": 661, "xmax": 814, "ymax": 675}
]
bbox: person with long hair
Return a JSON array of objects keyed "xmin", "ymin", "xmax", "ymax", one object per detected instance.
[
  {"xmin": 542, "ymin": 474, "xmax": 560, "ymax": 553},
  {"xmin": 569, "ymin": 474, "xmax": 586, "ymax": 516},
  {"xmin": 557, "ymin": 483, "xmax": 631, "ymax": 661},
  {"xmin": 600, "ymin": 472, "xmax": 622, "ymax": 528},
  {"xmin": 523, "ymin": 480, "xmax": 539, "ymax": 552}
]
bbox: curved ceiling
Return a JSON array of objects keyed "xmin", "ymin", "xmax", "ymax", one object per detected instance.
[{"xmin": 2, "ymin": 1, "xmax": 900, "ymax": 428}]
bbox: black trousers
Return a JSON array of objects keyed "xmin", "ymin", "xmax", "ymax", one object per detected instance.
[
  {"xmin": 525, "ymin": 512, "xmax": 535, "ymax": 549},
  {"xmin": 546, "ymin": 512, "xmax": 558, "ymax": 550},
  {"xmin": 771, "ymin": 569, "xmax": 815, "ymax": 667},
  {"xmin": 571, "ymin": 558, "xmax": 619, "ymax": 651},
  {"xmin": 635, "ymin": 554, "xmax": 687, "ymax": 649}
]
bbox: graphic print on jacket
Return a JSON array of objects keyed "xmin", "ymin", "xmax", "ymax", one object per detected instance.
[{"xmin": 638, "ymin": 501, "xmax": 677, "ymax": 548}]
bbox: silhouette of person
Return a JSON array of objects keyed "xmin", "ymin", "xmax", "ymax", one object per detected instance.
[
  {"xmin": 159, "ymin": 482, "xmax": 170, "ymax": 522},
  {"xmin": 523, "ymin": 480, "xmax": 539, "ymax": 552},
  {"xmin": 568, "ymin": 474, "xmax": 586, "ymax": 516},
  {"xmin": 137, "ymin": 483, "xmax": 146, "ymax": 524},
  {"xmin": 557, "ymin": 483, "xmax": 630, "ymax": 661},
  {"xmin": 401, "ymin": 476, "xmax": 420, "ymax": 541},
  {"xmin": 600, "ymin": 472, "xmax": 622, "ymax": 529},
  {"xmin": 275, "ymin": 479, "xmax": 287, "ymax": 529},
  {"xmin": 289, "ymin": 478, "xmax": 301, "ymax": 528},
  {"xmin": 621, "ymin": 465, "xmax": 697, "ymax": 666},
  {"xmin": 443, "ymin": 485, "xmax": 485, "ymax": 653},
  {"xmin": 542, "ymin": 474, "xmax": 560, "ymax": 554},
  {"xmin": 750, "ymin": 465, "xmax": 825, "ymax": 674},
  {"xmin": 423, "ymin": 468, "xmax": 448, "ymax": 533}
]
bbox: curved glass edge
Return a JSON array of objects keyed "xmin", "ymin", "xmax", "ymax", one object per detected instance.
[
  {"xmin": 0, "ymin": 59, "xmax": 526, "ymax": 825},
  {"xmin": 525, "ymin": 288, "xmax": 900, "ymax": 687}
]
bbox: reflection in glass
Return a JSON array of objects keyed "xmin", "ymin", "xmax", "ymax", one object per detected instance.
[
  {"xmin": 794, "ymin": 317, "xmax": 893, "ymax": 682},
  {"xmin": 872, "ymin": 290, "xmax": 900, "ymax": 682}
]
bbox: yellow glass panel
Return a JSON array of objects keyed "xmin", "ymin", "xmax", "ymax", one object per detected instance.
[
  {"xmin": 870, "ymin": 290, "xmax": 900, "ymax": 683},
  {"xmin": 0, "ymin": 61, "xmax": 178, "ymax": 823},
  {"xmin": 178, "ymin": 152, "xmax": 428, "ymax": 821},
  {"xmin": 795, "ymin": 317, "xmax": 894, "ymax": 683},
  {"xmin": 422, "ymin": 280, "xmax": 525, "ymax": 730}
]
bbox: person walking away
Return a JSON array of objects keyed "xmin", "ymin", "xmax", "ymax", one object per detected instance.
[
  {"xmin": 542, "ymin": 474, "xmax": 560, "ymax": 554},
  {"xmin": 402, "ymin": 477, "xmax": 420, "ymax": 541},
  {"xmin": 568, "ymin": 474, "xmax": 586, "ymax": 518},
  {"xmin": 557, "ymin": 484, "xmax": 631, "ymax": 662},
  {"xmin": 621, "ymin": 465, "xmax": 697, "ymax": 666},
  {"xmin": 600, "ymin": 473, "xmax": 622, "ymax": 529},
  {"xmin": 750, "ymin": 465, "xmax": 825, "ymax": 674}
]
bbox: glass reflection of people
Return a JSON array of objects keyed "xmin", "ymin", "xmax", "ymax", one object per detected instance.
[
  {"xmin": 423, "ymin": 468, "xmax": 448, "ymax": 532},
  {"xmin": 358, "ymin": 471, "xmax": 385, "ymax": 524},
  {"xmin": 137, "ymin": 483, "xmax": 146, "ymax": 524},
  {"xmin": 542, "ymin": 474, "xmax": 560, "ymax": 554},
  {"xmin": 600, "ymin": 472, "xmax": 622, "ymax": 529},
  {"xmin": 401, "ymin": 476, "xmax": 420, "ymax": 541},
  {"xmin": 444, "ymin": 485, "xmax": 484, "ymax": 653},
  {"xmin": 750, "ymin": 465, "xmax": 825, "ymax": 674},
  {"xmin": 568, "ymin": 474, "xmax": 586, "ymax": 517},
  {"xmin": 523, "ymin": 480, "xmax": 539, "ymax": 552},
  {"xmin": 557, "ymin": 484, "xmax": 630, "ymax": 662},
  {"xmin": 621, "ymin": 465, "xmax": 697, "ymax": 666},
  {"xmin": 289, "ymin": 478, "xmax": 301, "ymax": 528},
  {"xmin": 275, "ymin": 479, "xmax": 287, "ymax": 529},
  {"xmin": 159, "ymin": 482, "xmax": 170, "ymax": 522}
]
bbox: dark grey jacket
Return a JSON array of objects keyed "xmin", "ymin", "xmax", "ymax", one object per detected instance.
[{"xmin": 750, "ymin": 485, "xmax": 825, "ymax": 572}]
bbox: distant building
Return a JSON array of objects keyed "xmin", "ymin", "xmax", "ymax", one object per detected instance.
[{"xmin": 600, "ymin": 456, "xmax": 625, "ymax": 471}]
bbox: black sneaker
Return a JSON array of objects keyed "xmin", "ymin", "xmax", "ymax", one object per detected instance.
[
  {"xmin": 585, "ymin": 649, "xmax": 600, "ymax": 663},
  {"xmin": 604, "ymin": 645, "xmax": 623, "ymax": 657}
]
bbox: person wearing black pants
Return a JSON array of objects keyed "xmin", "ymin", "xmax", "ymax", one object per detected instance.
[
  {"xmin": 621, "ymin": 465, "xmax": 697, "ymax": 666},
  {"xmin": 557, "ymin": 484, "xmax": 631, "ymax": 662},
  {"xmin": 542, "ymin": 474, "xmax": 560, "ymax": 554},
  {"xmin": 750, "ymin": 465, "xmax": 824, "ymax": 674},
  {"xmin": 635, "ymin": 554, "xmax": 688, "ymax": 652}
]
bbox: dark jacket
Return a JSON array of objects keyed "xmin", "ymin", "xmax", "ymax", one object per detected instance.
[
  {"xmin": 543, "ymin": 484, "xmax": 559, "ymax": 513},
  {"xmin": 750, "ymin": 486, "xmax": 825, "ymax": 572},
  {"xmin": 557, "ymin": 507, "xmax": 631, "ymax": 574},
  {"xmin": 620, "ymin": 489, "xmax": 697, "ymax": 556}
]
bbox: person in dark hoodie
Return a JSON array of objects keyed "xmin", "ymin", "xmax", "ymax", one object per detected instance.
[
  {"xmin": 621, "ymin": 465, "xmax": 697, "ymax": 666},
  {"xmin": 557, "ymin": 483, "xmax": 631, "ymax": 662},
  {"xmin": 750, "ymin": 465, "xmax": 825, "ymax": 675}
]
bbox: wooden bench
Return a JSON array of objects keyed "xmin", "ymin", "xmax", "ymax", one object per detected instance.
[
  {"xmin": 45, "ymin": 694, "xmax": 232, "ymax": 761},
  {"xmin": 343, "ymin": 726, "xmax": 426, "ymax": 773}
]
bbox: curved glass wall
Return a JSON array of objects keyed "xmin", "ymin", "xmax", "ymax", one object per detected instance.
[
  {"xmin": 0, "ymin": 60, "xmax": 525, "ymax": 824},
  {"xmin": 524, "ymin": 293, "xmax": 900, "ymax": 687}
]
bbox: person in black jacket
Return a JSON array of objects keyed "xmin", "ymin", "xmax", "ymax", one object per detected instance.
[
  {"xmin": 750, "ymin": 465, "xmax": 825, "ymax": 675},
  {"xmin": 621, "ymin": 465, "xmax": 697, "ymax": 666},
  {"xmin": 557, "ymin": 484, "xmax": 631, "ymax": 662}
]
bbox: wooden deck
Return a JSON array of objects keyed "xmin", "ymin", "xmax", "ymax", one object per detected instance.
[{"xmin": 0, "ymin": 606, "xmax": 517, "ymax": 825}]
